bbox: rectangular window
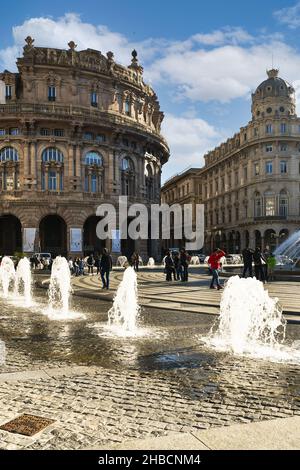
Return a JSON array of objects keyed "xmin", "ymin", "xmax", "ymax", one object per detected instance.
[
  {"xmin": 235, "ymin": 207, "xmax": 239, "ymax": 221},
  {"xmin": 40, "ymin": 128, "xmax": 51, "ymax": 136},
  {"xmin": 243, "ymin": 166, "xmax": 247, "ymax": 181},
  {"xmin": 228, "ymin": 208, "xmax": 232, "ymax": 223},
  {"xmin": 5, "ymin": 85, "xmax": 12, "ymax": 100},
  {"xmin": 91, "ymin": 174, "xmax": 97, "ymax": 193},
  {"xmin": 125, "ymin": 99, "xmax": 131, "ymax": 116},
  {"xmin": 9, "ymin": 128, "xmax": 19, "ymax": 135},
  {"xmin": 280, "ymin": 123, "xmax": 287, "ymax": 133},
  {"xmin": 0, "ymin": 129, "xmax": 6, "ymax": 136},
  {"xmin": 266, "ymin": 124, "xmax": 273, "ymax": 134},
  {"xmin": 266, "ymin": 144, "xmax": 273, "ymax": 153},
  {"xmin": 280, "ymin": 160, "xmax": 287, "ymax": 174},
  {"xmin": 48, "ymin": 86, "xmax": 56, "ymax": 101},
  {"xmin": 266, "ymin": 161, "xmax": 273, "ymax": 174},
  {"xmin": 48, "ymin": 171, "xmax": 57, "ymax": 190},
  {"xmin": 254, "ymin": 128, "xmax": 258, "ymax": 137},
  {"xmin": 235, "ymin": 171, "xmax": 238, "ymax": 185},
  {"xmin": 280, "ymin": 143, "xmax": 287, "ymax": 151},
  {"xmin": 96, "ymin": 134, "xmax": 106, "ymax": 143},
  {"xmin": 265, "ymin": 196, "xmax": 276, "ymax": 216},
  {"xmin": 91, "ymin": 92, "xmax": 98, "ymax": 107},
  {"xmin": 83, "ymin": 132, "xmax": 93, "ymax": 140},
  {"xmin": 122, "ymin": 138, "xmax": 129, "ymax": 147},
  {"xmin": 54, "ymin": 129, "xmax": 64, "ymax": 137}
]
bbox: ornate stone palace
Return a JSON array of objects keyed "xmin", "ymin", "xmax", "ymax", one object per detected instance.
[
  {"xmin": 0, "ymin": 37, "xmax": 169, "ymax": 259},
  {"xmin": 162, "ymin": 69, "xmax": 300, "ymax": 254}
]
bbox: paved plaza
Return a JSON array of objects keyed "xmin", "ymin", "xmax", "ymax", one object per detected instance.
[{"xmin": 0, "ymin": 269, "xmax": 299, "ymax": 450}]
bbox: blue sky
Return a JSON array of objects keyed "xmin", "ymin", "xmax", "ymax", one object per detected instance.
[{"xmin": 1, "ymin": 1, "xmax": 300, "ymax": 181}]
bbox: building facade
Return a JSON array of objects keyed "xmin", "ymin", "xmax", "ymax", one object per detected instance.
[
  {"xmin": 0, "ymin": 37, "xmax": 169, "ymax": 260},
  {"xmin": 161, "ymin": 168, "xmax": 203, "ymax": 252},
  {"xmin": 202, "ymin": 69, "xmax": 300, "ymax": 253},
  {"xmin": 161, "ymin": 69, "xmax": 300, "ymax": 254}
]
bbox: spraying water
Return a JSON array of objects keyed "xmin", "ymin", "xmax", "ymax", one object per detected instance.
[
  {"xmin": 147, "ymin": 257, "xmax": 155, "ymax": 267},
  {"xmin": 48, "ymin": 256, "xmax": 71, "ymax": 315},
  {"xmin": 204, "ymin": 276, "xmax": 300, "ymax": 362},
  {"xmin": 108, "ymin": 266, "xmax": 140, "ymax": 336},
  {"xmin": 15, "ymin": 257, "xmax": 32, "ymax": 306},
  {"xmin": 0, "ymin": 256, "xmax": 16, "ymax": 298},
  {"xmin": 274, "ymin": 230, "xmax": 300, "ymax": 267}
]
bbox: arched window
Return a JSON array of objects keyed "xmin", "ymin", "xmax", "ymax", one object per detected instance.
[
  {"xmin": 264, "ymin": 190, "xmax": 276, "ymax": 216},
  {"xmin": 279, "ymin": 190, "xmax": 288, "ymax": 217},
  {"xmin": 120, "ymin": 157, "xmax": 135, "ymax": 196},
  {"xmin": 254, "ymin": 192, "xmax": 262, "ymax": 217},
  {"xmin": 41, "ymin": 147, "xmax": 64, "ymax": 191},
  {"xmin": 84, "ymin": 151, "xmax": 103, "ymax": 193},
  {"xmin": 0, "ymin": 147, "xmax": 19, "ymax": 162},
  {"xmin": 0, "ymin": 146, "xmax": 19, "ymax": 190},
  {"xmin": 42, "ymin": 147, "xmax": 64, "ymax": 163},
  {"xmin": 145, "ymin": 164, "xmax": 154, "ymax": 200}
]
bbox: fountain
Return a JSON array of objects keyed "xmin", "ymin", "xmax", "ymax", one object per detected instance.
[
  {"xmin": 108, "ymin": 266, "xmax": 140, "ymax": 336},
  {"xmin": 15, "ymin": 257, "xmax": 32, "ymax": 306},
  {"xmin": 190, "ymin": 256, "xmax": 200, "ymax": 265},
  {"xmin": 117, "ymin": 256, "xmax": 128, "ymax": 268},
  {"xmin": 147, "ymin": 257, "xmax": 155, "ymax": 267},
  {"xmin": 0, "ymin": 256, "xmax": 16, "ymax": 298},
  {"xmin": 274, "ymin": 230, "xmax": 300, "ymax": 268},
  {"xmin": 204, "ymin": 276, "xmax": 300, "ymax": 362},
  {"xmin": 48, "ymin": 256, "xmax": 72, "ymax": 317}
]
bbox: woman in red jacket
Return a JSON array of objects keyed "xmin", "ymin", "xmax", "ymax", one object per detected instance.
[{"xmin": 208, "ymin": 248, "xmax": 226, "ymax": 290}]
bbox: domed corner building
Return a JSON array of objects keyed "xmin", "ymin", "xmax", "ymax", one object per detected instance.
[
  {"xmin": 200, "ymin": 68, "xmax": 300, "ymax": 254},
  {"xmin": 0, "ymin": 37, "xmax": 169, "ymax": 261}
]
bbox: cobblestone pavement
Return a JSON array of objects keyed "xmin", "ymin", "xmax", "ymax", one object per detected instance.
[{"xmin": 0, "ymin": 292, "xmax": 299, "ymax": 449}]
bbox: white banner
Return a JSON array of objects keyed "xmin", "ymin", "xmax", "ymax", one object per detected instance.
[
  {"xmin": 111, "ymin": 229, "xmax": 121, "ymax": 253},
  {"xmin": 0, "ymin": 81, "xmax": 5, "ymax": 104},
  {"xmin": 23, "ymin": 228, "xmax": 36, "ymax": 253},
  {"xmin": 70, "ymin": 228, "xmax": 82, "ymax": 252}
]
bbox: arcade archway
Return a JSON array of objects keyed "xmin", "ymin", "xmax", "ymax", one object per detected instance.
[
  {"xmin": 0, "ymin": 214, "xmax": 22, "ymax": 255},
  {"xmin": 39, "ymin": 215, "xmax": 67, "ymax": 257}
]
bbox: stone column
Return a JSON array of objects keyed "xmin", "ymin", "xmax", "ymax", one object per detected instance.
[
  {"xmin": 75, "ymin": 145, "xmax": 81, "ymax": 180},
  {"xmin": 30, "ymin": 142, "xmax": 37, "ymax": 189}
]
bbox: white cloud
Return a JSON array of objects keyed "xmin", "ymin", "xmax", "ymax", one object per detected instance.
[
  {"xmin": 146, "ymin": 41, "xmax": 300, "ymax": 103},
  {"xmin": 0, "ymin": 13, "xmax": 160, "ymax": 71},
  {"xmin": 161, "ymin": 114, "xmax": 224, "ymax": 181},
  {"xmin": 274, "ymin": 2, "xmax": 300, "ymax": 29}
]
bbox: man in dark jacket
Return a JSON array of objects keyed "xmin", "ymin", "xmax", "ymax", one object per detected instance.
[
  {"xmin": 165, "ymin": 251, "xmax": 174, "ymax": 281},
  {"xmin": 100, "ymin": 248, "xmax": 113, "ymax": 289},
  {"xmin": 242, "ymin": 247, "xmax": 254, "ymax": 278},
  {"xmin": 253, "ymin": 247, "xmax": 266, "ymax": 282}
]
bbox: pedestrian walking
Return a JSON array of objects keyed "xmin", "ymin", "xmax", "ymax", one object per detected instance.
[
  {"xmin": 208, "ymin": 248, "xmax": 226, "ymax": 289},
  {"xmin": 100, "ymin": 248, "xmax": 113, "ymax": 289},
  {"xmin": 242, "ymin": 247, "xmax": 254, "ymax": 278}
]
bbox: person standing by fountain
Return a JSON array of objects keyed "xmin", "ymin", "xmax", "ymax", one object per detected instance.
[
  {"xmin": 208, "ymin": 248, "xmax": 226, "ymax": 290},
  {"xmin": 253, "ymin": 247, "xmax": 266, "ymax": 283},
  {"xmin": 266, "ymin": 253, "xmax": 276, "ymax": 282},
  {"xmin": 242, "ymin": 247, "xmax": 254, "ymax": 278},
  {"xmin": 165, "ymin": 251, "xmax": 174, "ymax": 281},
  {"xmin": 131, "ymin": 252, "xmax": 140, "ymax": 272},
  {"xmin": 100, "ymin": 248, "xmax": 113, "ymax": 289},
  {"xmin": 180, "ymin": 248, "xmax": 189, "ymax": 282}
]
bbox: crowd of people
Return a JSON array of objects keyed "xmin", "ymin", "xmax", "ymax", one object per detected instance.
[
  {"xmin": 242, "ymin": 247, "xmax": 276, "ymax": 283},
  {"xmin": 164, "ymin": 249, "xmax": 191, "ymax": 282}
]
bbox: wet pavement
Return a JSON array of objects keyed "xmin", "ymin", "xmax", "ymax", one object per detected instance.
[{"xmin": 0, "ymin": 290, "xmax": 299, "ymax": 449}]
